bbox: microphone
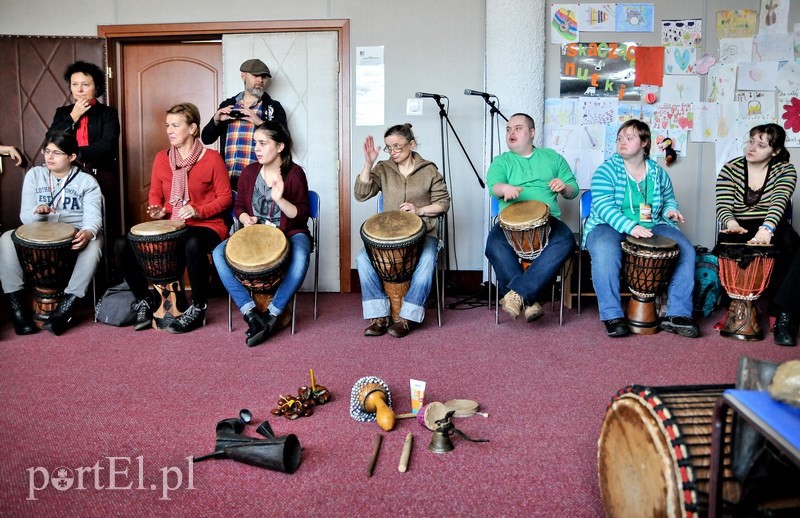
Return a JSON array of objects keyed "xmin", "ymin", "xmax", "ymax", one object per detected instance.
[
  {"xmin": 415, "ymin": 92, "xmax": 447, "ymax": 99},
  {"xmin": 464, "ymin": 89, "xmax": 496, "ymax": 98}
]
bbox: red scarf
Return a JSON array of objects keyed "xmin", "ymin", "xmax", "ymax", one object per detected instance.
[
  {"xmin": 168, "ymin": 139, "xmax": 204, "ymax": 220},
  {"xmin": 75, "ymin": 99, "xmax": 97, "ymax": 147}
]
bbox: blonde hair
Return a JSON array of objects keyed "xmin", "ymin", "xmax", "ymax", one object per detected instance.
[{"xmin": 166, "ymin": 103, "xmax": 201, "ymax": 137}]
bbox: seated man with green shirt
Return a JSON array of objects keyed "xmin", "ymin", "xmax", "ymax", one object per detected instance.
[{"xmin": 485, "ymin": 113, "xmax": 579, "ymax": 322}]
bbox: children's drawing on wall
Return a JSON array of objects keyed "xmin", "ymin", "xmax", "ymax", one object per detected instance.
[
  {"xmin": 651, "ymin": 130, "xmax": 688, "ymax": 159},
  {"xmin": 543, "ymin": 124, "xmax": 580, "ymax": 154},
  {"xmin": 560, "ymin": 42, "xmax": 639, "ymax": 100},
  {"xmin": 544, "ymin": 98, "xmax": 579, "ymax": 126},
  {"xmin": 736, "ymin": 62, "xmax": 778, "ymax": 91},
  {"xmin": 718, "ymin": 102, "xmax": 739, "ymax": 139},
  {"xmin": 662, "ymin": 76, "xmax": 701, "ymax": 104},
  {"xmin": 719, "ymin": 38, "xmax": 753, "ymax": 64},
  {"xmin": 752, "ymin": 34, "xmax": 795, "ymax": 63},
  {"xmin": 579, "ymin": 97, "xmax": 618, "ymax": 125},
  {"xmin": 582, "ymin": 124, "xmax": 606, "ymax": 151},
  {"xmin": 706, "ymin": 63, "xmax": 737, "ymax": 103},
  {"xmin": 758, "ymin": 0, "xmax": 789, "ymax": 35},
  {"xmin": 780, "ymin": 95, "xmax": 800, "ymax": 147},
  {"xmin": 580, "ymin": 3, "xmax": 616, "ymax": 32},
  {"xmin": 561, "ymin": 148, "xmax": 604, "ymax": 189},
  {"xmin": 615, "ymin": 4, "xmax": 654, "ymax": 32},
  {"xmin": 652, "ymin": 103, "xmax": 693, "ymax": 131},
  {"xmin": 776, "ymin": 61, "xmax": 800, "ymax": 99},
  {"xmin": 716, "ymin": 10, "xmax": 757, "ymax": 39},
  {"xmin": 661, "ymin": 19, "xmax": 703, "ymax": 47},
  {"xmin": 617, "ymin": 103, "xmax": 643, "ymax": 122},
  {"xmin": 736, "ymin": 91, "xmax": 776, "ymax": 138},
  {"xmin": 794, "ymin": 23, "xmax": 800, "ymax": 59},
  {"xmin": 664, "ymin": 45, "xmax": 697, "ymax": 75},
  {"xmin": 551, "ymin": 4, "xmax": 579, "ymax": 44},
  {"xmin": 691, "ymin": 102, "xmax": 719, "ymax": 142}
]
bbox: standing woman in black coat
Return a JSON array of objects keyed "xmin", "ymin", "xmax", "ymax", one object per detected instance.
[{"xmin": 49, "ymin": 60, "xmax": 121, "ymax": 244}]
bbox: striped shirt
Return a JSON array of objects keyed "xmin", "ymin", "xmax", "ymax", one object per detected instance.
[
  {"xmin": 583, "ymin": 153, "xmax": 679, "ymax": 246},
  {"xmin": 715, "ymin": 156, "xmax": 796, "ymax": 229}
]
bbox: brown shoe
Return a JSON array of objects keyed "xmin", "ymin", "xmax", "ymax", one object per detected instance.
[
  {"xmin": 501, "ymin": 290, "xmax": 523, "ymax": 319},
  {"xmin": 524, "ymin": 302, "xmax": 544, "ymax": 323},
  {"xmin": 388, "ymin": 317, "xmax": 412, "ymax": 338},
  {"xmin": 364, "ymin": 317, "xmax": 389, "ymax": 336}
]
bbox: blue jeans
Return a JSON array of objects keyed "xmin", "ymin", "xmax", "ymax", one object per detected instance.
[
  {"xmin": 485, "ymin": 217, "xmax": 576, "ymax": 304},
  {"xmin": 213, "ymin": 232, "xmax": 311, "ymax": 317},
  {"xmin": 357, "ymin": 235, "xmax": 438, "ymax": 323},
  {"xmin": 585, "ymin": 223, "xmax": 695, "ymax": 321}
]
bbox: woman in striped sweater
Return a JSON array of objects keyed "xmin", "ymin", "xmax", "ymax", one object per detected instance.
[
  {"xmin": 716, "ymin": 123, "xmax": 798, "ymax": 346},
  {"xmin": 584, "ymin": 120, "xmax": 698, "ymax": 338}
]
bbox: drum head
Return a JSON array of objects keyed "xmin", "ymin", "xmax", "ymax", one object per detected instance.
[
  {"xmin": 417, "ymin": 401, "xmax": 447, "ymax": 431},
  {"xmin": 361, "ymin": 211, "xmax": 425, "ymax": 244},
  {"xmin": 130, "ymin": 220, "xmax": 186, "ymax": 236},
  {"xmin": 717, "ymin": 242, "xmax": 774, "ymax": 260},
  {"xmin": 443, "ymin": 399, "xmax": 480, "ymax": 418},
  {"xmin": 226, "ymin": 225, "xmax": 288, "ymax": 273},
  {"xmin": 14, "ymin": 222, "xmax": 75, "ymax": 244},
  {"xmin": 498, "ymin": 200, "xmax": 549, "ymax": 227},
  {"xmin": 624, "ymin": 235, "xmax": 677, "ymax": 250}
]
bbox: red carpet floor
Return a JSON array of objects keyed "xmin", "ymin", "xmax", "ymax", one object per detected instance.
[{"xmin": 0, "ymin": 293, "xmax": 798, "ymax": 517}]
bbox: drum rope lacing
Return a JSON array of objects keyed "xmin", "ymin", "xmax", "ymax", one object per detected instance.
[{"xmin": 719, "ymin": 256, "xmax": 774, "ymax": 301}]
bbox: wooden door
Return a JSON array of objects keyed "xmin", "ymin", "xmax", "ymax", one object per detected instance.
[{"xmin": 121, "ymin": 42, "xmax": 222, "ymax": 227}]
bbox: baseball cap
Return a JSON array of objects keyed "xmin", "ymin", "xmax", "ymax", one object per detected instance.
[{"xmin": 240, "ymin": 59, "xmax": 272, "ymax": 78}]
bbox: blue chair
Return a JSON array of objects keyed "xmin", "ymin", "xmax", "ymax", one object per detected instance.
[
  {"xmin": 577, "ymin": 190, "xmax": 592, "ymax": 314},
  {"xmin": 488, "ymin": 197, "xmax": 567, "ymax": 326}
]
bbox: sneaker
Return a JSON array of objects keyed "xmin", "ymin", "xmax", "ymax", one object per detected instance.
[
  {"xmin": 603, "ymin": 318, "xmax": 629, "ymax": 338},
  {"xmin": 501, "ymin": 290, "xmax": 523, "ymax": 320},
  {"xmin": 774, "ymin": 312, "xmax": 798, "ymax": 347},
  {"xmin": 388, "ymin": 317, "xmax": 412, "ymax": 338},
  {"xmin": 132, "ymin": 299, "xmax": 152, "ymax": 331},
  {"xmin": 167, "ymin": 303, "xmax": 207, "ymax": 334},
  {"xmin": 660, "ymin": 316, "xmax": 700, "ymax": 338},
  {"xmin": 524, "ymin": 302, "xmax": 544, "ymax": 323},
  {"xmin": 364, "ymin": 317, "xmax": 389, "ymax": 337}
]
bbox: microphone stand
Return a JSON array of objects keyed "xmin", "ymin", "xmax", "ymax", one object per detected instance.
[
  {"xmin": 432, "ymin": 96, "xmax": 484, "ymax": 190},
  {"xmin": 479, "ymin": 95, "xmax": 507, "ymax": 162}
]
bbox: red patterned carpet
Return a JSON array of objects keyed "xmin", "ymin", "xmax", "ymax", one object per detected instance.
[{"xmin": 0, "ymin": 292, "xmax": 797, "ymax": 517}]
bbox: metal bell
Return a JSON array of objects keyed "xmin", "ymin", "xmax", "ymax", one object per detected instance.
[{"xmin": 428, "ymin": 428, "xmax": 454, "ymax": 453}]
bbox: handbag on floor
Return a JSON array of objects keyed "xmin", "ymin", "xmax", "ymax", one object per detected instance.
[{"xmin": 94, "ymin": 282, "xmax": 137, "ymax": 326}]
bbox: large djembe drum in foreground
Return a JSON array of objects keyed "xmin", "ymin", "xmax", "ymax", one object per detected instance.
[
  {"xmin": 716, "ymin": 243, "xmax": 775, "ymax": 341},
  {"xmin": 12, "ymin": 222, "xmax": 78, "ymax": 327},
  {"xmin": 621, "ymin": 236, "xmax": 679, "ymax": 334},
  {"xmin": 598, "ymin": 384, "xmax": 740, "ymax": 518},
  {"xmin": 224, "ymin": 225, "xmax": 289, "ymax": 313},
  {"xmin": 128, "ymin": 220, "xmax": 188, "ymax": 329},
  {"xmin": 498, "ymin": 200, "xmax": 551, "ymax": 263},
  {"xmin": 361, "ymin": 211, "xmax": 426, "ymax": 322}
]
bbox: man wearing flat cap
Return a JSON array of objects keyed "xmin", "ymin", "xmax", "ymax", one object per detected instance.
[{"xmin": 202, "ymin": 58, "xmax": 288, "ymax": 189}]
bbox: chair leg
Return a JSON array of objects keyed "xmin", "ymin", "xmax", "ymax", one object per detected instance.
[
  {"xmin": 313, "ymin": 246, "xmax": 319, "ymax": 320},
  {"xmin": 228, "ymin": 294, "xmax": 233, "ymax": 332},
  {"xmin": 577, "ymin": 250, "xmax": 583, "ymax": 315},
  {"xmin": 92, "ymin": 277, "xmax": 98, "ymax": 322},
  {"xmin": 291, "ymin": 293, "xmax": 297, "ymax": 335},
  {"xmin": 559, "ymin": 264, "xmax": 565, "ymax": 326},
  {"xmin": 495, "ymin": 268, "xmax": 500, "ymax": 325},
  {"xmin": 487, "ymin": 264, "xmax": 493, "ymax": 311},
  {"xmin": 435, "ymin": 265, "xmax": 442, "ymax": 327}
]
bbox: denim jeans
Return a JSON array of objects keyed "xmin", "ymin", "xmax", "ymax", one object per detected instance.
[
  {"xmin": 485, "ymin": 217, "xmax": 576, "ymax": 305},
  {"xmin": 213, "ymin": 232, "xmax": 311, "ymax": 317},
  {"xmin": 585, "ymin": 223, "xmax": 695, "ymax": 321},
  {"xmin": 357, "ymin": 234, "xmax": 438, "ymax": 323}
]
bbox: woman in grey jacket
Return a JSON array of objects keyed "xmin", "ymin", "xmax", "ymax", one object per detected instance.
[{"xmin": 0, "ymin": 131, "xmax": 103, "ymax": 336}]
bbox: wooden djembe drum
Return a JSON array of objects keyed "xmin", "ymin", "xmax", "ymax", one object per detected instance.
[
  {"xmin": 498, "ymin": 200, "xmax": 551, "ymax": 262},
  {"xmin": 224, "ymin": 225, "xmax": 289, "ymax": 314},
  {"xmin": 621, "ymin": 236, "xmax": 679, "ymax": 334},
  {"xmin": 716, "ymin": 243, "xmax": 775, "ymax": 341}
]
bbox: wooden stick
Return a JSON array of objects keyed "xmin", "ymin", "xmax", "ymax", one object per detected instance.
[
  {"xmin": 398, "ymin": 433, "xmax": 413, "ymax": 473},
  {"xmin": 309, "ymin": 368, "xmax": 316, "ymax": 392},
  {"xmin": 396, "ymin": 412, "xmax": 415, "ymax": 419},
  {"xmin": 366, "ymin": 433, "xmax": 382, "ymax": 477}
]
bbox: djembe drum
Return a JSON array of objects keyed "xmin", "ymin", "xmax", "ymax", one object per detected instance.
[
  {"xmin": 224, "ymin": 225, "xmax": 289, "ymax": 313},
  {"xmin": 361, "ymin": 211, "xmax": 426, "ymax": 322},
  {"xmin": 128, "ymin": 220, "xmax": 188, "ymax": 329},
  {"xmin": 621, "ymin": 236, "xmax": 679, "ymax": 334},
  {"xmin": 716, "ymin": 243, "xmax": 775, "ymax": 341},
  {"xmin": 598, "ymin": 384, "xmax": 740, "ymax": 518},
  {"xmin": 498, "ymin": 200, "xmax": 551, "ymax": 263},
  {"xmin": 11, "ymin": 222, "xmax": 78, "ymax": 328}
]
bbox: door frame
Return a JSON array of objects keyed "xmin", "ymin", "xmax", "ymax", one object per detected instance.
[{"xmin": 98, "ymin": 20, "xmax": 351, "ymax": 292}]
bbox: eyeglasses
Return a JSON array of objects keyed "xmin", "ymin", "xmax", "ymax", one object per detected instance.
[
  {"xmin": 383, "ymin": 143, "xmax": 408, "ymax": 153},
  {"xmin": 42, "ymin": 148, "xmax": 67, "ymax": 157}
]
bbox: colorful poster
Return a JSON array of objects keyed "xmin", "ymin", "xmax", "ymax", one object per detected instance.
[
  {"xmin": 560, "ymin": 42, "xmax": 639, "ymax": 100},
  {"xmin": 661, "ymin": 76, "xmax": 701, "ymax": 104},
  {"xmin": 737, "ymin": 62, "xmax": 778, "ymax": 91},
  {"xmin": 661, "ymin": 19, "xmax": 702, "ymax": 47},
  {"xmin": 758, "ymin": 0, "xmax": 789, "ymax": 35},
  {"xmin": 615, "ymin": 4, "xmax": 654, "ymax": 32},
  {"xmin": 719, "ymin": 38, "xmax": 753, "ymax": 64},
  {"xmin": 544, "ymin": 98, "xmax": 580, "ymax": 126},
  {"xmin": 752, "ymin": 34, "xmax": 795, "ymax": 62},
  {"xmin": 706, "ymin": 63, "xmax": 737, "ymax": 103},
  {"xmin": 664, "ymin": 45, "xmax": 697, "ymax": 75},
  {"xmin": 716, "ymin": 10, "xmax": 757, "ymax": 38},
  {"xmin": 779, "ymin": 93, "xmax": 800, "ymax": 147},
  {"xmin": 579, "ymin": 97, "xmax": 618, "ymax": 124},
  {"xmin": 580, "ymin": 3, "xmax": 616, "ymax": 32},
  {"xmin": 551, "ymin": 4, "xmax": 579, "ymax": 44},
  {"xmin": 651, "ymin": 103, "xmax": 693, "ymax": 131}
]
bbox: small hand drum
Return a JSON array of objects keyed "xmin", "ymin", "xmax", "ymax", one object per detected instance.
[
  {"xmin": 128, "ymin": 220, "xmax": 188, "ymax": 329},
  {"xmin": 717, "ymin": 243, "xmax": 775, "ymax": 341},
  {"xmin": 621, "ymin": 236, "xmax": 679, "ymax": 334},
  {"xmin": 224, "ymin": 225, "xmax": 289, "ymax": 313},
  {"xmin": 498, "ymin": 200, "xmax": 551, "ymax": 263},
  {"xmin": 360, "ymin": 211, "xmax": 426, "ymax": 321},
  {"xmin": 11, "ymin": 222, "xmax": 78, "ymax": 327}
]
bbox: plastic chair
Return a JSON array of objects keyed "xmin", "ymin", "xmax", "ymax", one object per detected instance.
[
  {"xmin": 489, "ymin": 196, "xmax": 567, "ymax": 325},
  {"xmin": 226, "ymin": 190, "xmax": 320, "ymax": 335},
  {"xmin": 376, "ymin": 193, "xmax": 443, "ymax": 326}
]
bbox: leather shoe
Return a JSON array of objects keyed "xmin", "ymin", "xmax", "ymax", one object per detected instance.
[
  {"xmin": 43, "ymin": 294, "xmax": 79, "ymax": 336},
  {"xmin": 604, "ymin": 318, "xmax": 629, "ymax": 338},
  {"xmin": 5, "ymin": 290, "xmax": 37, "ymax": 335},
  {"xmin": 364, "ymin": 317, "xmax": 389, "ymax": 336},
  {"xmin": 388, "ymin": 317, "xmax": 412, "ymax": 338},
  {"xmin": 524, "ymin": 302, "xmax": 544, "ymax": 323},
  {"xmin": 774, "ymin": 312, "xmax": 797, "ymax": 347},
  {"xmin": 244, "ymin": 310, "xmax": 269, "ymax": 347}
]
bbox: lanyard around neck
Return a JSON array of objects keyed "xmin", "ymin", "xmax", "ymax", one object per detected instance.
[{"xmin": 49, "ymin": 168, "xmax": 77, "ymax": 208}]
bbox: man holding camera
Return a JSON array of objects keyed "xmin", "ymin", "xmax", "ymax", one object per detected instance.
[{"xmin": 201, "ymin": 58, "xmax": 288, "ymax": 189}]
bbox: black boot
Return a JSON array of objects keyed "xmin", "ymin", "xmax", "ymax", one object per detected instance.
[
  {"xmin": 167, "ymin": 303, "xmax": 207, "ymax": 334},
  {"xmin": 132, "ymin": 298, "xmax": 153, "ymax": 331},
  {"xmin": 5, "ymin": 291, "xmax": 37, "ymax": 335},
  {"xmin": 43, "ymin": 294, "xmax": 80, "ymax": 336},
  {"xmin": 244, "ymin": 310, "xmax": 269, "ymax": 347},
  {"xmin": 774, "ymin": 312, "xmax": 798, "ymax": 347}
]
